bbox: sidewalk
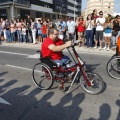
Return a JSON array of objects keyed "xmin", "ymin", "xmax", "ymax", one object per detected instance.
[{"xmin": 0, "ymin": 42, "xmax": 115, "ymax": 56}]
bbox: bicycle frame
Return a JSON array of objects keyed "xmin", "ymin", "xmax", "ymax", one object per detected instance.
[{"xmin": 51, "ymin": 45, "xmax": 92, "ymax": 93}]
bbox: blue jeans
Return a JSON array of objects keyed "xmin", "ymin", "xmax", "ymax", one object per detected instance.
[
  {"xmin": 6, "ymin": 30, "xmax": 11, "ymax": 42},
  {"xmin": 54, "ymin": 55, "xmax": 70, "ymax": 66},
  {"xmin": 11, "ymin": 32, "xmax": 15, "ymax": 42},
  {"xmin": 17, "ymin": 30, "xmax": 22, "ymax": 42},
  {"xmin": 86, "ymin": 30, "xmax": 94, "ymax": 47},
  {"xmin": 22, "ymin": 35, "xmax": 27, "ymax": 43}
]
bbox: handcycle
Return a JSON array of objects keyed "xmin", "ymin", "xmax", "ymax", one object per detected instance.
[
  {"xmin": 32, "ymin": 40, "xmax": 104, "ymax": 94},
  {"xmin": 106, "ymin": 39, "xmax": 120, "ymax": 80}
]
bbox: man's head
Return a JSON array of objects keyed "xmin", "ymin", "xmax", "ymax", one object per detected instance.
[
  {"xmin": 59, "ymin": 17, "xmax": 62, "ymax": 23},
  {"xmin": 68, "ymin": 17, "xmax": 72, "ymax": 21},
  {"xmin": 99, "ymin": 11, "xmax": 103, "ymax": 18},
  {"xmin": 48, "ymin": 27, "xmax": 59, "ymax": 40},
  {"xmin": 115, "ymin": 15, "xmax": 120, "ymax": 21}
]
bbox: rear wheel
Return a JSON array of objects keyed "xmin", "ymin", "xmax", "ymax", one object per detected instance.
[
  {"xmin": 80, "ymin": 72, "xmax": 103, "ymax": 94},
  {"xmin": 107, "ymin": 57, "xmax": 120, "ymax": 80},
  {"xmin": 32, "ymin": 63, "xmax": 54, "ymax": 90}
]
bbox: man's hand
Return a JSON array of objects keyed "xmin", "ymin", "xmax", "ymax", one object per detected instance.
[{"xmin": 65, "ymin": 41, "xmax": 72, "ymax": 47}]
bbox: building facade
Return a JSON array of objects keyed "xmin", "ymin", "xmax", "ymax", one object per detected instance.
[
  {"xmin": 0, "ymin": 0, "xmax": 82, "ymax": 20},
  {"xmin": 84, "ymin": 0, "xmax": 114, "ymax": 18}
]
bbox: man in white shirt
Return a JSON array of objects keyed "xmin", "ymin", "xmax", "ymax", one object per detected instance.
[
  {"xmin": 94, "ymin": 11, "xmax": 105, "ymax": 50},
  {"xmin": 67, "ymin": 17, "xmax": 76, "ymax": 40}
]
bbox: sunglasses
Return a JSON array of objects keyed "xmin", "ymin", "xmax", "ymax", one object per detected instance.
[{"xmin": 99, "ymin": 14, "xmax": 103, "ymax": 15}]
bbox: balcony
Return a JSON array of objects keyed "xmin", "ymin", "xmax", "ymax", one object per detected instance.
[{"xmin": 0, "ymin": 0, "xmax": 30, "ymax": 6}]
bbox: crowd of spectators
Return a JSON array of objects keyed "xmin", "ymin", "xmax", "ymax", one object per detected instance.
[{"xmin": 0, "ymin": 9, "xmax": 120, "ymax": 51}]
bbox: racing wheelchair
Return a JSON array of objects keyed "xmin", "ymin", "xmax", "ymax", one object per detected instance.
[
  {"xmin": 106, "ymin": 37, "xmax": 120, "ymax": 80},
  {"xmin": 32, "ymin": 41, "xmax": 104, "ymax": 94}
]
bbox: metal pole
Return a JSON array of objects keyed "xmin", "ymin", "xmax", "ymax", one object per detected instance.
[{"xmin": 74, "ymin": 0, "xmax": 76, "ymax": 22}]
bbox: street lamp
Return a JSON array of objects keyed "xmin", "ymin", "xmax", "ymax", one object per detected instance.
[
  {"xmin": 60, "ymin": 5, "xmax": 64, "ymax": 18},
  {"xmin": 74, "ymin": 0, "xmax": 76, "ymax": 22}
]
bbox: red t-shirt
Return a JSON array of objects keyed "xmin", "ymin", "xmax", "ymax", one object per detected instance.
[
  {"xmin": 42, "ymin": 25, "xmax": 47, "ymax": 34},
  {"xmin": 41, "ymin": 37, "xmax": 64, "ymax": 60}
]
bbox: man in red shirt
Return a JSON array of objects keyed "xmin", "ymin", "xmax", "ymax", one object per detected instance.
[{"xmin": 41, "ymin": 27, "xmax": 72, "ymax": 66}]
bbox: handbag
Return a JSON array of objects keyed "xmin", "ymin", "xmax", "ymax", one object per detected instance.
[{"xmin": 112, "ymin": 31, "xmax": 118, "ymax": 37}]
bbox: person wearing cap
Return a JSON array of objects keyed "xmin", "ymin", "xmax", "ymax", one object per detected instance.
[
  {"xmin": 94, "ymin": 11, "xmax": 105, "ymax": 50},
  {"xmin": 67, "ymin": 17, "xmax": 76, "ymax": 40}
]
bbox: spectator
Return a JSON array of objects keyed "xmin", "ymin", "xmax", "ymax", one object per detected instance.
[
  {"xmin": 75, "ymin": 16, "xmax": 80, "ymax": 40},
  {"xmin": 91, "ymin": 9, "xmax": 99, "ymax": 46},
  {"xmin": 26, "ymin": 15, "xmax": 32, "ymax": 43},
  {"xmin": 94, "ymin": 11, "xmax": 105, "ymax": 50},
  {"xmin": 103, "ymin": 18, "xmax": 112, "ymax": 51},
  {"xmin": 85, "ymin": 14, "xmax": 94, "ymax": 48},
  {"xmin": 57, "ymin": 18, "xmax": 67, "ymax": 40},
  {"xmin": 77, "ymin": 16, "xmax": 85, "ymax": 47},
  {"xmin": 41, "ymin": 21, "xmax": 48, "ymax": 41},
  {"xmin": 10, "ymin": 20, "xmax": 15, "ymax": 42},
  {"xmin": 111, "ymin": 15, "xmax": 120, "ymax": 50},
  {"xmin": 1, "ymin": 18, "xmax": 6, "ymax": 42},
  {"xmin": 58, "ymin": 24, "xmax": 64, "ymax": 40},
  {"xmin": 16, "ymin": 18, "xmax": 22, "ymax": 43},
  {"xmin": 37, "ymin": 19, "xmax": 42, "ymax": 44},
  {"xmin": 31, "ymin": 18, "xmax": 37, "ymax": 44},
  {"xmin": 21, "ymin": 24, "xmax": 27, "ymax": 43},
  {"xmin": 67, "ymin": 17, "xmax": 76, "ymax": 40},
  {"xmin": 0, "ymin": 21, "xmax": 2, "ymax": 41},
  {"xmin": 5, "ymin": 19, "xmax": 11, "ymax": 42}
]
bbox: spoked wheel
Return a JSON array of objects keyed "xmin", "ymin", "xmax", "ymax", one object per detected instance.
[
  {"xmin": 32, "ymin": 63, "xmax": 54, "ymax": 90},
  {"xmin": 80, "ymin": 72, "xmax": 103, "ymax": 94},
  {"xmin": 107, "ymin": 57, "xmax": 120, "ymax": 80}
]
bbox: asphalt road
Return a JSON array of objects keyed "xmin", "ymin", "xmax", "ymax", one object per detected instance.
[{"xmin": 0, "ymin": 46, "xmax": 120, "ymax": 120}]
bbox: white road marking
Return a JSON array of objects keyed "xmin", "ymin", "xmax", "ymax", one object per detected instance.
[
  {"xmin": 5, "ymin": 64, "xmax": 43, "ymax": 73},
  {"xmin": 0, "ymin": 97, "xmax": 11, "ymax": 105},
  {"xmin": 0, "ymin": 50, "xmax": 29, "ymax": 56},
  {"xmin": 0, "ymin": 50, "xmax": 40, "ymax": 59},
  {"xmin": 6, "ymin": 64, "xmax": 32, "ymax": 71},
  {"xmin": 27, "ymin": 54, "xmax": 40, "ymax": 58}
]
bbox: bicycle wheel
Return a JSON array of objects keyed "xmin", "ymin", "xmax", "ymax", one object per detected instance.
[
  {"xmin": 32, "ymin": 63, "xmax": 54, "ymax": 90},
  {"xmin": 107, "ymin": 57, "xmax": 120, "ymax": 80},
  {"xmin": 80, "ymin": 72, "xmax": 103, "ymax": 94}
]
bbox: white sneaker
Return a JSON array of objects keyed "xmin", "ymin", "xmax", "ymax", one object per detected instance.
[
  {"xmin": 107, "ymin": 47, "xmax": 109, "ymax": 51},
  {"xmin": 94, "ymin": 46, "xmax": 97, "ymax": 49},
  {"xmin": 99, "ymin": 47, "xmax": 101, "ymax": 50},
  {"xmin": 103, "ymin": 46, "xmax": 106, "ymax": 50}
]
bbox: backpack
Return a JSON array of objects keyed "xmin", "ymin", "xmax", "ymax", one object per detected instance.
[{"xmin": 116, "ymin": 36, "xmax": 120, "ymax": 56}]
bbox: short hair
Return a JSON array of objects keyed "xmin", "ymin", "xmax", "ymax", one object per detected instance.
[
  {"xmin": 99, "ymin": 11, "xmax": 103, "ymax": 14},
  {"xmin": 48, "ymin": 27, "xmax": 58, "ymax": 36}
]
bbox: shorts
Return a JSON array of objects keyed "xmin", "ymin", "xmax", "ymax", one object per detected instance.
[
  {"xmin": 42, "ymin": 34, "xmax": 47, "ymax": 38},
  {"xmin": 78, "ymin": 32, "xmax": 85, "ymax": 38},
  {"xmin": 38, "ymin": 34, "xmax": 42, "ymax": 37},
  {"xmin": 95, "ymin": 31, "xmax": 103, "ymax": 40},
  {"xmin": 104, "ymin": 33, "xmax": 112, "ymax": 37}
]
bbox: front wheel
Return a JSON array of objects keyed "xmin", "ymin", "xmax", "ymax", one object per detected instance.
[
  {"xmin": 80, "ymin": 72, "xmax": 103, "ymax": 94},
  {"xmin": 32, "ymin": 63, "xmax": 54, "ymax": 90},
  {"xmin": 106, "ymin": 57, "xmax": 120, "ymax": 80}
]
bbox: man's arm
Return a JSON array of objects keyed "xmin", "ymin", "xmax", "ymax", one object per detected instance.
[{"xmin": 48, "ymin": 41, "xmax": 72, "ymax": 52}]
